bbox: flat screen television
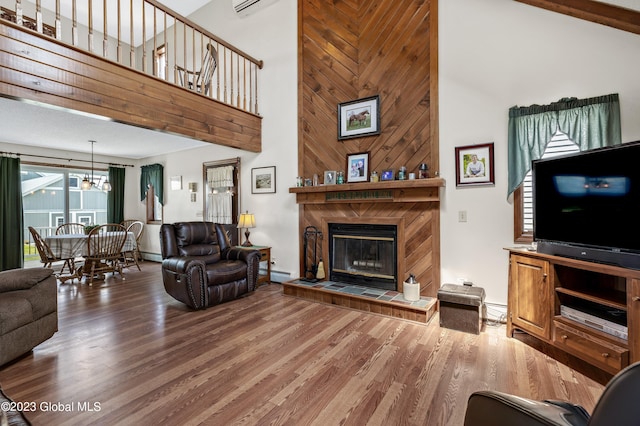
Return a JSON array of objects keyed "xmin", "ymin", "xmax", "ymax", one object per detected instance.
[{"xmin": 532, "ymin": 141, "xmax": 640, "ymax": 269}]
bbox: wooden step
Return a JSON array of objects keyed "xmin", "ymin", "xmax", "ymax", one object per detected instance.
[{"xmin": 282, "ymin": 279, "xmax": 437, "ymax": 324}]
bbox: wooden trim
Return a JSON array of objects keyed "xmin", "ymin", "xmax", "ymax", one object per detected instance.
[
  {"xmin": 289, "ymin": 179, "xmax": 445, "ymax": 205},
  {"xmin": 513, "ymin": 185, "xmax": 533, "ymax": 244},
  {"xmin": 430, "ymin": 0, "xmax": 440, "ymax": 174},
  {"xmin": 514, "ymin": 0, "xmax": 640, "ymax": 35}
]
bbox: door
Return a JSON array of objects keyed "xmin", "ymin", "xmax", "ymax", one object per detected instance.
[{"xmin": 508, "ymin": 254, "xmax": 552, "ymax": 339}]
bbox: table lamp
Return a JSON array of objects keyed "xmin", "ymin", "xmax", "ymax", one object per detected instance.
[{"xmin": 238, "ymin": 211, "xmax": 256, "ymax": 246}]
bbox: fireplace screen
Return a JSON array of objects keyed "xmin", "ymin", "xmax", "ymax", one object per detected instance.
[{"xmin": 329, "ymin": 223, "xmax": 397, "ymax": 290}]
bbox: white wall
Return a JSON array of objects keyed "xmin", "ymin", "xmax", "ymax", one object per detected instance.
[
  {"xmin": 130, "ymin": 0, "xmax": 300, "ymax": 278},
  {"xmin": 439, "ymin": 0, "xmax": 640, "ymax": 306}
]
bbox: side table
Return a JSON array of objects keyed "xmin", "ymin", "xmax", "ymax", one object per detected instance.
[{"xmin": 236, "ymin": 245, "xmax": 271, "ymax": 288}]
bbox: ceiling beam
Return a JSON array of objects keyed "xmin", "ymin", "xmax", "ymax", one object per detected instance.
[{"xmin": 515, "ymin": 0, "xmax": 640, "ymax": 35}]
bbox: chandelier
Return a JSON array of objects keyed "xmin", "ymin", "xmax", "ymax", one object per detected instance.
[{"xmin": 81, "ymin": 140, "xmax": 111, "ymax": 191}]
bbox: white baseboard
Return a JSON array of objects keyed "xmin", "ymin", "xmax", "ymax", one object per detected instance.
[
  {"xmin": 266, "ymin": 269, "xmax": 291, "ymax": 283},
  {"xmin": 484, "ymin": 302, "xmax": 507, "ymax": 323},
  {"xmin": 141, "ymin": 252, "xmax": 162, "ymax": 262}
]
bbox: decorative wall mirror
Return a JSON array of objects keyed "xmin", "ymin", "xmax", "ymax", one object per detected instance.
[{"xmin": 203, "ymin": 158, "xmax": 240, "ymax": 244}]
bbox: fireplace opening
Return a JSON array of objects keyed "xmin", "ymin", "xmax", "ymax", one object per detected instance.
[{"xmin": 328, "ymin": 223, "xmax": 397, "ymax": 291}]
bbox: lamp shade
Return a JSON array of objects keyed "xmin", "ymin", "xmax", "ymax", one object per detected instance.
[{"xmin": 238, "ymin": 212, "xmax": 256, "ymax": 229}]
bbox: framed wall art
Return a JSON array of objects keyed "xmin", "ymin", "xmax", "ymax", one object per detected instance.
[
  {"xmin": 346, "ymin": 152, "xmax": 370, "ymax": 183},
  {"xmin": 338, "ymin": 95, "xmax": 380, "ymax": 140},
  {"xmin": 381, "ymin": 169, "xmax": 394, "ymax": 181},
  {"xmin": 455, "ymin": 143, "xmax": 495, "ymax": 187},
  {"xmin": 251, "ymin": 166, "xmax": 276, "ymax": 194},
  {"xmin": 324, "ymin": 170, "xmax": 337, "ymax": 185}
]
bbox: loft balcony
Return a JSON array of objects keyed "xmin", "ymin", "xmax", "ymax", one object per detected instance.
[{"xmin": 0, "ymin": 0, "xmax": 263, "ymax": 152}]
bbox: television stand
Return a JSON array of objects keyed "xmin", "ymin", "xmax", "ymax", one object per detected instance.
[{"xmin": 506, "ymin": 248, "xmax": 640, "ymax": 374}]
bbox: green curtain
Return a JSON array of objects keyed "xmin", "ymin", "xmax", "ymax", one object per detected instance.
[
  {"xmin": 0, "ymin": 156, "xmax": 24, "ymax": 270},
  {"xmin": 507, "ymin": 93, "xmax": 621, "ymax": 197},
  {"xmin": 107, "ymin": 166, "xmax": 126, "ymax": 224},
  {"xmin": 140, "ymin": 163, "xmax": 164, "ymax": 205}
]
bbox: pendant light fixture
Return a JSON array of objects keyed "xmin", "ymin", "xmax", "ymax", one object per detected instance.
[{"xmin": 81, "ymin": 140, "xmax": 111, "ymax": 191}]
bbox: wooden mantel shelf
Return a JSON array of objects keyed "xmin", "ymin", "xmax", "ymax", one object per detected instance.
[{"xmin": 289, "ymin": 178, "xmax": 445, "ymax": 204}]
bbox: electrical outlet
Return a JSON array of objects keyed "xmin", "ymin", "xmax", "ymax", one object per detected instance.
[
  {"xmin": 271, "ymin": 257, "xmax": 277, "ymax": 265},
  {"xmin": 458, "ymin": 210, "xmax": 467, "ymax": 222}
]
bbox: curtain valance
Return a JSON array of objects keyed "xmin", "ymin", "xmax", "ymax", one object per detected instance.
[
  {"xmin": 507, "ymin": 93, "xmax": 621, "ymax": 197},
  {"xmin": 140, "ymin": 163, "xmax": 164, "ymax": 205},
  {"xmin": 207, "ymin": 165, "xmax": 234, "ymax": 188}
]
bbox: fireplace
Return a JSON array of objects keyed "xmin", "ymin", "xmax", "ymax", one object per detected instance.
[{"xmin": 328, "ymin": 223, "xmax": 397, "ymax": 291}]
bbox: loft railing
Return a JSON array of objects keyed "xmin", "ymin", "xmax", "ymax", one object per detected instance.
[{"xmin": 0, "ymin": 0, "xmax": 263, "ymax": 115}]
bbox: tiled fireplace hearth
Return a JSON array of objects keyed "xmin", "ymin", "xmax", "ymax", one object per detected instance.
[{"xmin": 286, "ymin": 179, "xmax": 445, "ymax": 321}]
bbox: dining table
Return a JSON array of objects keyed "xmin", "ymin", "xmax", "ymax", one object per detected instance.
[{"xmin": 45, "ymin": 232, "xmax": 137, "ymax": 282}]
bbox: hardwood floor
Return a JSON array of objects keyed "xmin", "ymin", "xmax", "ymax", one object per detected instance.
[{"xmin": 0, "ymin": 262, "xmax": 606, "ymax": 425}]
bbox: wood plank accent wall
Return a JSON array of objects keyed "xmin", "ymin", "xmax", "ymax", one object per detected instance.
[
  {"xmin": 297, "ymin": 0, "xmax": 440, "ymax": 297},
  {"xmin": 0, "ymin": 22, "xmax": 262, "ymax": 152}
]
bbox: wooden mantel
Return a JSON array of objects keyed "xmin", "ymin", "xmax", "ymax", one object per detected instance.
[{"xmin": 289, "ymin": 178, "xmax": 445, "ymax": 204}]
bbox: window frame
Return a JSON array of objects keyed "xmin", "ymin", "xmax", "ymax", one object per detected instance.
[{"xmin": 513, "ymin": 133, "xmax": 579, "ymax": 244}]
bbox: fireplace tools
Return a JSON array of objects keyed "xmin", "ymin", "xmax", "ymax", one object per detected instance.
[{"xmin": 302, "ymin": 225, "xmax": 322, "ymax": 282}]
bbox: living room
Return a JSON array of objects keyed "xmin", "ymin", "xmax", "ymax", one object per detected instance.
[{"xmin": 1, "ymin": 0, "xmax": 640, "ymax": 424}]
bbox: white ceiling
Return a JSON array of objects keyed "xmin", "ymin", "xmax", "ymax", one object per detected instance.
[{"xmin": 0, "ymin": 0, "xmax": 215, "ymax": 160}]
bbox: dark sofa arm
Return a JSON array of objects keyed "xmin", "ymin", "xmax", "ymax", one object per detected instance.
[
  {"xmin": 222, "ymin": 247, "xmax": 261, "ymax": 291},
  {"xmin": 0, "ymin": 268, "xmax": 54, "ymax": 293},
  {"xmin": 464, "ymin": 391, "xmax": 589, "ymax": 426},
  {"xmin": 161, "ymin": 257, "xmax": 208, "ymax": 309}
]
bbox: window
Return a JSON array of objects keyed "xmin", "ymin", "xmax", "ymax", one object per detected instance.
[
  {"xmin": 141, "ymin": 163, "xmax": 163, "ymax": 224},
  {"xmin": 155, "ymin": 44, "xmax": 167, "ymax": 80},
  {"xmin": 22, "ymin": 165, "xmax": 108, "ymax": 264},
  {"xmin": 145, "ymin": 184, "xmax": 162, "ymax": 223},
  {"xmin": 514, "ymin": 132, "xmax": 579, "ymax": 243}
]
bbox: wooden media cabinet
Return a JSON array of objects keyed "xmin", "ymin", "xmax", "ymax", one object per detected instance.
[{"xmin": 507, "ymin": 248, "xmax": 640, "ymax": 374}]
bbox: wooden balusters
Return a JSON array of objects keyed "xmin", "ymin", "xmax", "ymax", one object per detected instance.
[{"xmin": 0, "ymin": 0, "xmax": 263, "ymax": 115}]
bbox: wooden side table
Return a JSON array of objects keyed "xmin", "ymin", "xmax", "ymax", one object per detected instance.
[{"xmin": 237, "ymin": 245, "xmax": 271, "ymax": 287}]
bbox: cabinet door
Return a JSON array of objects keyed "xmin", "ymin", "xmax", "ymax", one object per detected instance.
[
  {"xmin": 629, "ymin": 278, "xmax": 640, "ymax": 364},
  {"xmin": 509, "ymin": 254, "xmax": 552, "ymax": 339}
]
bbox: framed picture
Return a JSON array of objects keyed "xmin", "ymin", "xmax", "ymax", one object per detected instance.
[
  {"xmin": 455, "ymin": 143, "xmax": 495, "ymax": 187},
  {"xmin": 338, "ymin": 95, "xmax": 380, "ymax": 140},
  {"xmin": 381, "ymin": 169, "xmax": 394, "ymax": 181},
  {"xmin": 251, "ymin": 166, "xmax": 276, "ymax": 194},
  {"xmin": 346, "ymin": 152, "xmax": 370, "ymax": 183},
  {"xmin": 170, "ymin": 176, "xmax": 182, "ymax": 190},
  {"xmin": 324, "ymin": 170, "xmax": 337, "ymax": 185}
]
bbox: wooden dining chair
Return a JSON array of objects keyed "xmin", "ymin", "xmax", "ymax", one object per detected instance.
[
  {"xmin": 176, "ymin": 43, "xmax": 218, "ymax": 96},
  {"xmin": 55, "ymin": 223, "xmax": 85, "ymax": 235},
  {"xmin": 28, "ymin": 226, "xmax": 77, "ymax": 280},
  {"xmin": 121, "ymin": 220, "xmax": 143, "ymax": 271},
  {"xmin": 84, "ymin": 223, "xmax": 127, "ymax": 286}
]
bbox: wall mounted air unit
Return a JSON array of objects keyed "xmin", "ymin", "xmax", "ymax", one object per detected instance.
[{"xmin": 232, "ymin": 0, "xmax": 280, "ymax": 18}]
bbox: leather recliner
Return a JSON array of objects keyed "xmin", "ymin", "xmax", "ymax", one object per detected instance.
[
  {"xmin": 463, "ymin": 360, "xmax": 640, "ymax": 426},
  {"xmin": 159, "ymin": 222, "xmax": 260, "ymax": 309}
]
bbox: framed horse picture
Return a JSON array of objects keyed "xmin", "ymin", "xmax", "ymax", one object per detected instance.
[{"xmin": 338, "ymin": 95, "xmax": 380, "ymax": 140}]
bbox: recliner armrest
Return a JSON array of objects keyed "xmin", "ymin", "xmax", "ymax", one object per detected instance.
[
  {"xmin": 222, "ymin": 247, "xmax": 259, "ymax": 263},
  {"xmin": 161, "ymin": 257, "xmax": 207, "ymax": 309},
  {"xmin": 162, "ymin": 256, "xmax": 204, "ymax": 274},
  {"xmin": 464, "ymin": 391, "xmax": 589, "ymax": 426}
]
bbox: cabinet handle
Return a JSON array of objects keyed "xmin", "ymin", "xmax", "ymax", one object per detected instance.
[
  {"xmin": 561, "ymin": 335, "xmax": 568, "ymax": 340},
  {"xmin": 602, "ymin": 353, "xmax": 610, "ymax": 358},
  {"xmin": 633, "ymin": 296, "xmax": 640, "ymax": 302}
]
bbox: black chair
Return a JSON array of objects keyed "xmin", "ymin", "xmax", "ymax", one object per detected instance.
[{"xmin": 463, "ymin": 361, "xmax": 640, "ymax": 426}]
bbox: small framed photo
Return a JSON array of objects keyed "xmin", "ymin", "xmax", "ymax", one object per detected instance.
[
  {"xmin": 170, "ymin": 176, "xmax": 182, "ymax": 190},
  {"xmin": 251, "ymin": 166, "xmax": 276, "ymax": 194},
  {"xmin": 381, "ymin": 169, "xmax": 394, "ymax": 181},
  {"xmin": 324, "ymin": 170, "xmax": 337, "ymax": 185},
  {"xmin": 455, "ymin": 143, "xmax": 495, "ymax": 187},
  {"xmin": 338, "ymin": 95, "xmax": 380, "ymax": 140},
  {"xmin": 346, "ymin": 152, "xmax": 370, "ymax": 183}
]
